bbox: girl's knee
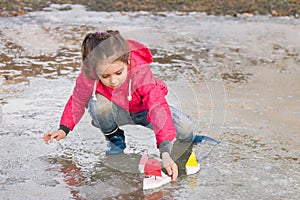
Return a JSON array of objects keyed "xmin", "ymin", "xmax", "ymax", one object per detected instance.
[
  {"xmin": 88, "ymin": 94, "xmax": 117, "ymax": 132},
  {"xmin": 88, "ymin": 94, "xmax": 113, "ymax": 117},
  {"xmin": 176, "ymin": 119, "xmax": 193, "ymax": 141},
  {"xmin": 170, "ymin": 107, "xmax": 194, "ymax": 141}
]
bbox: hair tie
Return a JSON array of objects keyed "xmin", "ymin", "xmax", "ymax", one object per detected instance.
[{"xmin": 96, "ymin": 31, "xmax": 103, "ymax": 35}]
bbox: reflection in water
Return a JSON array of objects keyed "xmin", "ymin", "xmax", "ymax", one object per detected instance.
[
  {"xmin": 45, "ymin": 141, "xmax": 194, "ymax": 199},
  {"xmin": 47, "ymin": 157, "xmax": 85, "ymax": 199}
]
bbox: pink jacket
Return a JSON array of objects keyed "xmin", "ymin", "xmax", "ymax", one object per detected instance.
[{"xmin": 60, "ymin": 40, "xmax": 176, "ymax": 147}]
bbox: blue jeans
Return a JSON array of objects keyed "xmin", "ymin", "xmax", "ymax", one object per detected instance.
[{"xmin": 88, "ymin": 94, "xmax": 193, "ymax": 142}]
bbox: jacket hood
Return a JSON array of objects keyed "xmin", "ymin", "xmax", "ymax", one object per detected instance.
[{"xmin": 127, "ymin": 40, "xmax": 153, "ymax": 68}]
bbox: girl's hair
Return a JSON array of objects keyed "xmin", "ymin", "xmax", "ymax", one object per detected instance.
[{"xmin": 81, "ymin": 30, "xmax": 129, "ymax": 80}]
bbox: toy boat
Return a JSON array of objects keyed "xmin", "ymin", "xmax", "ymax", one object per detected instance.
[
  {"xmin": 143, "ymin": 158, "xmax": 171, "ymax": 190},
  {"xmin": 138, "ymin": 151, "xmax": 148, "ymax": 174},
  {"xmin": 185, "ymin": 151, "xmax": 200, "ymax": 175}
]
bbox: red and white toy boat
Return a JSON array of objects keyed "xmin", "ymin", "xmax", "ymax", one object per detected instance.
[
  {"xmin": 139, "ymin": 152, "xmax": 171, "ymax": 190},
  {"xmin": 138, "ymin": 151, "xmax": 148, "ymax": 174}
]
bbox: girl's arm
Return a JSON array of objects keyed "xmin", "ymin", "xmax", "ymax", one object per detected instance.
[
  {"xmin": 59, "ymin": 68, "xmax": 94, "ymax": 133},
  {"xmin": 135, "ymin": 66, "xmax": 176, "ymax": 152}
]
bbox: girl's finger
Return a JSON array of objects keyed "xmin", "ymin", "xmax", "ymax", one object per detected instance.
[
  {"xmin": 50, "ymin": 132, "xmax": 58, "ymax": 143},
  {"xmin": 166, "ymin": 166, "xmax": 173, "ymax": 176},
  {"xmin": 43, "ymin": 132, "xmax": 52, "ymax": 144},
  {"xmin": 172, "ymin": 164, "xmax": 178, "ymax": 181},
  {"xmin": 56, "ymin": 134, "xmax": 63, "ymax": 141}
]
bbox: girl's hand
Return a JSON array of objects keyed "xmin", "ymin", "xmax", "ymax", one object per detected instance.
[
  {"xmin": 43, "ymin": 130, "xmax": 66, "ymax": 144},
  {"xmin": 162, "ymin": 152, "xmax": 178, "ymax": 182}
]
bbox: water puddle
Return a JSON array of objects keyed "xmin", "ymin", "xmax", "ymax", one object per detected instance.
[{"xmin": 0, "ymin": 4, "xmax": 299, "ymax": 199}]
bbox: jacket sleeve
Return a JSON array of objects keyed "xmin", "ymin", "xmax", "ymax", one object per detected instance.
[
  {"xmin": 135, "ymin": 65, "xmax": 176, "ymax": 148},
  {"xmin": 59, "ymin": 69, "xmax": 94, "ymax": 131}
]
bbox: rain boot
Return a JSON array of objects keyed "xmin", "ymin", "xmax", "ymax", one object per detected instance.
[
  {"xmin": 192, "ymin": 135, "xmax": 220, "ymax": 144},
  {"xmin": 105, "ymin": 127, "xmax": 126, "ymax": 154}
]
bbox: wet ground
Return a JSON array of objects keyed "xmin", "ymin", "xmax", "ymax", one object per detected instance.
[{"xmin": 0, "ymin": 4, "xmax": 299, "ymax": 200}]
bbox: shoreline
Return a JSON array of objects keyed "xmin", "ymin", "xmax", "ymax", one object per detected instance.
[{"xmin": 1, "ymin": 0, "xmax": 300, "ymax": 18}]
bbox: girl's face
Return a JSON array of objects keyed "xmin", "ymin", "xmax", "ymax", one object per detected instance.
[{"xmin": 98, "ymin": 60, "xmax": 128, "ymax": 89}]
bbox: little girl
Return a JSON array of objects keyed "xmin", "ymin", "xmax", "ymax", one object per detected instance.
[{"xmin": 43, "ymin": 30, "xmax": 214, "ymax": 181}]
